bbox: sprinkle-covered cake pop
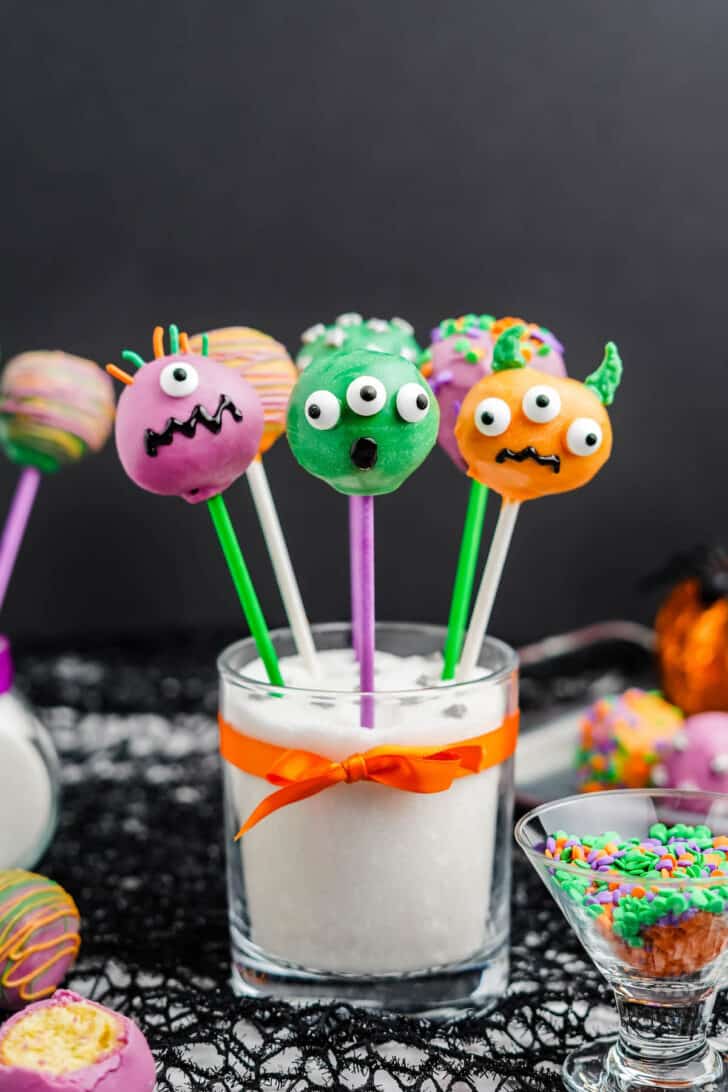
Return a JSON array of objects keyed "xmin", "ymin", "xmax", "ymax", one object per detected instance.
[
  {"xmin": 0, "ymin": 352, "xmax": 114, "ymax": 472},
  {"xmin": 546, "ymin": 823, "xmax": 728, "ymax": 977},
  {"xmin": 0, "ymin": 991, "xmax": 155, "ymax": 1092},
  {"xmin": 111, "ymin": 329, "xmax": 264, "ymax": 504},
  {"xmin": 577, "ymin": 689, "xmax": 684, "ymax": 792},
  {"xmin": 297, "ymin": 314, "xmax": 420, "ymax": 371},
  {"xmin": 424, "ymin": 315, "xmax": 566, "ymax": 471},
  {"xmin": 287, "ymin": 348, "xmax": 439, "ymax": 495},
  {"xmin": 652, "ymin": 713, "xmax": 728, "ymax": 792},
  {"xmin": 455, "ymin": 328, "xmax": 622, "ymax": 502},
  {"xmin": 0, "ymin": 870, "xmax": 80, "ymax": 1011},
  {"xmin": 188, "ymin": 326, "xmax": 297, "ymax": 454}
]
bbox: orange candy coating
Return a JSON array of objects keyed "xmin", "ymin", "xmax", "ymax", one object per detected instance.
[{"xmin": 455, "ymin": 366, "xmax": 613, "ymax": 502}]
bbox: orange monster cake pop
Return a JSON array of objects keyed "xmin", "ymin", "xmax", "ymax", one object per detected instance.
[
  {"xmin": 454, "ymin": 326, "xmax": 622, "ymax": 678},
  {"xmin": 455, "ymin": 326, "xmax": 620, "ymax": 502}
]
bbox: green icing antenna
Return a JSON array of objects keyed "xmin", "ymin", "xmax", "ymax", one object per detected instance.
[
  {"xmin": 121, "ymin": 350, "xmax": 146, "ymax": 370},
  {"xmin": 201, "ymin": 333, "xmax": 209, "ymax": 357},
  {"xmin": 168, "ymin": 324, "xmax": 180, "ymax": 355},
  {"xmin": 585, "ymin": 342, "xmax": 623, "ymax": 406},
  {"xmin": 492, "ymin": 325, "xmax": 527, "ymax": 372}
]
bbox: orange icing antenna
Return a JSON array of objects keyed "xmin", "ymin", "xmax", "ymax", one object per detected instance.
[
  {"xmin": 178, "ymin": 331, "xmax": 190, "ymax": 353},
  {"xmin": 152, "ymin": 326, "xmax": 165, "ymax": 360},
  {"xmin": 106, "ymin": 364, "xmax": 134, "ymax": 385}
]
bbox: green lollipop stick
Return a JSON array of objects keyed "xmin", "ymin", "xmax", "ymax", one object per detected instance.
[
  {"xmin": 441, "ymin": 480, "xmax": 488, "ymax": 680},
  {"xmin": 207, "ymin": 493, "xmax": 284, "ymax": 686}
]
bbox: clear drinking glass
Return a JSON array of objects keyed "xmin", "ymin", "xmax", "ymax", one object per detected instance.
[
  {"xmin": 516, "ymin": 790, "xmax": 728, "ymax": 1091},
  {"xmin": 218, "ymin": 622, "xmax": 518, "ymax": 1013}
]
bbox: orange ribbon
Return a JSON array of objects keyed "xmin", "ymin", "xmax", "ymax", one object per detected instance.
[{"xmin": 219, "ymin": 711, "xmax": 519, "ymax": 838}]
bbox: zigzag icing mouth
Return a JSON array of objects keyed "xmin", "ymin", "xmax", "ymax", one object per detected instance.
[
  {"xmin": 144, "ymin": 393, "xmax": 242, "ymax": 457},
  {"xmin": 495, "ymin": 445, "xmax": 561, "ymax": 474}
]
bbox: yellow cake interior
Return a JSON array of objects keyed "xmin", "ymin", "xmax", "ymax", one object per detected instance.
[{"xmin": 0, "ymin": 1000, "xmax": 123, "ymax": 1075}]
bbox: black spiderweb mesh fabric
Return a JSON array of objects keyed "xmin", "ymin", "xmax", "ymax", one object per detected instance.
[{"xmin": 4, "ymin": 637, "xmax": 727, "ymax": 1090}]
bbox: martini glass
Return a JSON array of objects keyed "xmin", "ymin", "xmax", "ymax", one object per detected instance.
[{"xmin": 516, "ymin": 790, "xmax": 728, "ymax": 1091}]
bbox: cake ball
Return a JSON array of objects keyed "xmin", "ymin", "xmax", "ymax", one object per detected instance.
[
  {"xmin": 0, "ymin": 870, "xmax": 80, "ymax": 1011},
  {"xmin": 652, "ymin": 712, "xmax": 728, "ymax": 792},
  {"xmin": 0, "ymin": 352, "xmax": 115, "ymax": 473},
  {"xmin": 287, "ymin": 348, "xmax": 439, "ymax": 495},
  {"xmin": 0, "ymin": 990, "xmax": 155, "ymax": 1092},
  {"xmin": 576, "ymin": 689, "xmax": 684, "ymax": 792},
  {"xmin": 188, "ymin": 326, "xmax": 297, "ymax": 454},
  {"xmin": 297, "ymin": 314, "xmax": 420, "ymax": 370},
  {"xmin": 114, "ymin": 351, "xmax": 264, "ymax": 504},
  {"xmin": 424, "ymin": 314, "xmax": 566, "ymax": 471}
]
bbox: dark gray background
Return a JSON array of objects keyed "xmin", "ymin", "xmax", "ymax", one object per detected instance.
[{"xmin": 0, "ymin": 0, "xmax": 724, "ymax": 646}]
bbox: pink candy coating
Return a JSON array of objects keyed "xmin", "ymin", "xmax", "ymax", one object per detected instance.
[
  {"xmin": 0, "ymin": 991, "xmax": 156, "ymax": 1092},
  {"xmin": 114, "ymin": 353, "xmax": 264, "ymax": 504},
  {"xmin": 654, "ymin": 712, "xmax": 728, "ymax": 793}
]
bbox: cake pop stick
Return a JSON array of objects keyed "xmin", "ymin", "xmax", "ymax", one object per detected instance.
[
  {"xmin": 296, "ymin": 313, "xmax": 422, "ymax": 659},
  {"xmin": 0, "ymin": 351, "xmax": 115, "ymax": 610},
  {"xmin": 109, "ymin": 325, "xmax": 283, "ymax": 686},
  {"xmin": 287, "ymin": 348, "xmax": 439, "ymax": 726},
  {"xmin": 423, "ymin": 315, "xmax": 567, "ymax": 680},
  {"xmin": 189, "ymin": 328, "xmax": 319, "ymax": 676},
  {"xmin": 455, "ymin": 327, "xmax": 622, "ymax": 678}
]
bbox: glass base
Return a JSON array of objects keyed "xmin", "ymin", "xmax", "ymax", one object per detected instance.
[
  {"xmin": 563, "ymin": 1037, "xmax": 727, "ymax": 1092},
  {"xmin": 230, "ymin": 936, "xmax": 509, "ymax": 1017}
]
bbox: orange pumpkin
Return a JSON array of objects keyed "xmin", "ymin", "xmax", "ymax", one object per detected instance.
[
  {"xmin": 656, "ymin": 556, "xmax": 728, "ymax": 715},
  {"xmin": 455, "ymin": 327, "xmax": 621, "ymax": 502}
]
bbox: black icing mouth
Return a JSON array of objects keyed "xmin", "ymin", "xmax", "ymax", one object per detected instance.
[
  {"xmin": 350, "ymin": 437, "xmax": 378, "ymax": 470},
  {"xmin": 144, "ymin": 394, "xmax": 243, "ymax": 457},
  {"xmin": 495, "ymin": 446, "xmax": 561, "ymax": 474}
]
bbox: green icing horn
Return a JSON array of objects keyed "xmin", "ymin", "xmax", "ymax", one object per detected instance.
[
  {"xmin": 585, "ymin": 342, "xmax": 622, "ymax": 406},
  {"xmin": 491, "ymin": 325, "xmax": 527, "ymax": 372}
]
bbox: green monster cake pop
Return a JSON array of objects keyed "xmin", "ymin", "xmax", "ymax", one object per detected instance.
[{"xmin": 287, "ymin": 348, "xmax": 439, "ymax": 496}]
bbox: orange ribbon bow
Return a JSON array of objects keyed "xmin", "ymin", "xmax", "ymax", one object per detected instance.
[{"xmin": 219, "ymin": 710, "xmax": 519, "ymax": 838}]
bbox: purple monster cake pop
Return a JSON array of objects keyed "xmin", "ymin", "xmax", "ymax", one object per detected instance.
[
  {"xmin": 110, "ymin": 326, "xmax": 264, "ymax": 504},
  {"xmin": 422, "ymin": 314, "xmax": 566, "ymax": 470},
  {"xmin": 652, "ymin": 712, "xmax": 728, "ymax": 792}
]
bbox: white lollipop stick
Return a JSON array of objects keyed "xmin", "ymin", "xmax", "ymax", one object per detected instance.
[
  {"xmin": 457, "ymin": 499, "xmax": 521, "ymax": 679},
  {"xmin": 246, "ymin": 458, "xmax": 320, "ymax": 677}
]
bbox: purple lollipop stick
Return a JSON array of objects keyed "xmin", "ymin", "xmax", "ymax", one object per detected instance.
[{"xmin": 0, "ymin": 467, "xmax": 41, "ymax": 613}]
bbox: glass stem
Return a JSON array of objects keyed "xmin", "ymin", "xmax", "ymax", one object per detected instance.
[{"xmin": 611, "ymin": 987, "xmax": 722, "ymax": 1087}]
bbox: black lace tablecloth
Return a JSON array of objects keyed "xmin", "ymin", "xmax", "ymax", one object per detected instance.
[{"xmin": 5, "ymin": 631, "xmax": 727, "ymax": 1091}]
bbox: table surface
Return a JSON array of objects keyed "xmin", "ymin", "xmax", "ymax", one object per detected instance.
[{"xmin": 4, "ymin": 631, "xmax": 727, "ymax": 1091}]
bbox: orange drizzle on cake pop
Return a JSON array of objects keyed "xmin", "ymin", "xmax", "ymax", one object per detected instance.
[{"xmin": 0, "ymin": 871, "xmax": 80, "ymax": 1005}]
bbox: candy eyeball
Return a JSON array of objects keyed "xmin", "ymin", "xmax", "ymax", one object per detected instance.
[
  {"xmin": 305, "ymin": 390, "xmax": 340, "ymax": 430},
  {"xmin": 566, "ymin": 417, "xmax": 603, "ymax": 456},
  {"xmin": 474, "ymin": 397, "xmax": 511, "ymax": 437},
  {"xmin": 522, "ymin": 384, "xmax": 561, "ymax": 423},
  {"xmin": 160, "ymin": 361, "xmax": 199, "ymax": 398},
  {"xmin": 346, "ymin": 375, "xmax": 387, "ymax": 416},
  {"xmin": 396, "ymin": 382, "xmax": 430, "ymax": 423}
]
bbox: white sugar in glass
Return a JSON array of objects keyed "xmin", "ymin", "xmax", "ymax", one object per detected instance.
[{"xmin": 219, "ymin": 622, "xmax": 517, "ymax": 1013}]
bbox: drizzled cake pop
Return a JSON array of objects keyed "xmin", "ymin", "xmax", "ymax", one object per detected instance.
[
  {"xmin": 424, "ymin": 314, "xmax": 566, "ymax": 470},
  {"xmin": 112, "ymin": 333, "xmax": 263, "ymax": 504},
  {"xmin": 0, "ymin": 870, "xmax": 80, "ymax": 1011},
  {"xmin": 287, "ymin": 348, "xmax": 439, "ymax": 495},
  {"xmin": 0, "ymin": 352, "xmax": 114, "ymax": 473},
  {"xmin": 652, "ymin": 713, "xmax": 728, "ymax": 792},
  {"xmin": 188, "ymin": 326, "xmax": 297, "ymax": 455},
  {"xmin": 297, "ymin": 314, "xmax": 420, "ymax": 371}
]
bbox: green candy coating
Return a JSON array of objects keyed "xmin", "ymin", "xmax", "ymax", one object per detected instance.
[
  {"xmin": 297, "ymin": 314, "xmax": 421, "ymax": 371},
  {"xmin": 287, "ymin": 349, "xmax": 439, "ymax": 496}
]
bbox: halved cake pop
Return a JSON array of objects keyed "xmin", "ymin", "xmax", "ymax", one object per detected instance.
[{"xmin": 0, "ymin": 991, "xmax": 155, "ymax": 1091}]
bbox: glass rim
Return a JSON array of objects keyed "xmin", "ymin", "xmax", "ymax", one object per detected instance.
[
  {"xmin": 217, "ymin": 620, "xmax": 518, "ymax": 698},
  {"xmin": 515, "ymin": 788, "xmax": 728, "ymax": 888}
]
